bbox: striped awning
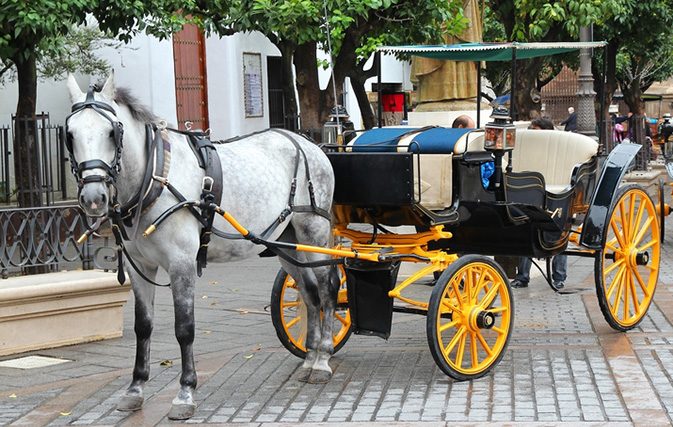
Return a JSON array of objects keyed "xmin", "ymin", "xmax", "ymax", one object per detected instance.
[{"xmin": 377, "ymin": 42, "xmax": 607, "ymax": 61}]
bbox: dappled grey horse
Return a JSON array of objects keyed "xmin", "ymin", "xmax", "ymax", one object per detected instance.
[{"xmin": 66, "ymin": 73, "xmax": 339, "ymax": 420}]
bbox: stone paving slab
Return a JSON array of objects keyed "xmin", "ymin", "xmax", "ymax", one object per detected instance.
[{"xmin": 0, "ymin": 229, "xmax": 672, "ymax": 425}]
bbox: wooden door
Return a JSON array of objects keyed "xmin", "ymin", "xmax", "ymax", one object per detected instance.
[{"xmin": 173, "ymin": 24, "xmax": 209, "ymax": 131}]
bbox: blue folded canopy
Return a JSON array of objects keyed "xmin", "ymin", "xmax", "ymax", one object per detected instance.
[{"xmin": 351, "ymin": 127, "xmax": 474, "ymax": 153}]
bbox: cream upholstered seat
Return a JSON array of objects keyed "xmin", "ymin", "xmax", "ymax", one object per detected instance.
[
  {"xmin": 511, "ymin": 130, "xmax": 598, "ymax": 193},
  {"xmin": 465, "ymin": 129, "xmax": 598, "ymax": 194}
]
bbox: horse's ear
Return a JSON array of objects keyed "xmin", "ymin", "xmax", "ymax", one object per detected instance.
[
  {"xmin": 67, "ymin": 73, "xmax": 83, "ymax": 103},
  {"xmin": 101, "ymin": 71, "xmax": 115, "ymax": 100}
]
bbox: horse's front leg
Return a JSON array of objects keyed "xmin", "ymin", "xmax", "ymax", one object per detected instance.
[
  {"xmin": 167, "ymin": 262, "xmax": 198, "ymax": 420},
  {"xmin": 117, "ymin": 268, "xmax": 157, "ymax": 412}
]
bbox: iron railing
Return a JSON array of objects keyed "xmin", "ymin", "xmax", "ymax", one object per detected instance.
[
  {"xmin": 1, "ymin": 113, "xmax": 69, "ymax": 207},
  {"xmin": 0, "ymin": 205, "xmax": 115, "ymax": 278}
]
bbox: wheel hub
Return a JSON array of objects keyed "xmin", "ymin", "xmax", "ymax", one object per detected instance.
[{"xmin": 468, "ymin": 307, "xmax": 495, "ymax": 331}]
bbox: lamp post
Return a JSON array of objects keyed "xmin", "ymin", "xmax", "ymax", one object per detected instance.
[{"xmin": 577, "ymin": 26, "xmax": 596, "ymax": 137}]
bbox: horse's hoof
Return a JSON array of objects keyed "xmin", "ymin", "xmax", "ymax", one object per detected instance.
[
  {"xmin": 308, "ymin": 369, "xmax": 332, "ymax": 384},
  {"xmin": 168, "ymin": 403, "xmax": 196, "ymax": 420},
  {"xmin": 117, "ymin": 395, "xmax": 144, "ymax": 412},
  {"xmin": 297, "ymin": 368, "xmax": 312, "ymax": 383}
]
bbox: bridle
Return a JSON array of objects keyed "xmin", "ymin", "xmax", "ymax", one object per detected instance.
[{"xmin": 65, "ymin": 85, "xmax": 124, "ymax": 195}]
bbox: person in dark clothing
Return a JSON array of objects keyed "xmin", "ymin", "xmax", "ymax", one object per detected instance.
[
  {"xmin": 560, "ymin": 107, "xmax": 577, "ymax": 132},
  {"xmin": 510, "ymin": 116, "xmax": 568, "ymax": 289}
]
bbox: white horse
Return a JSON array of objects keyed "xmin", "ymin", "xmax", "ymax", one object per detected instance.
[{"xmin": 66, "ymin": 73, "xmax": 339, "ymax": 420}]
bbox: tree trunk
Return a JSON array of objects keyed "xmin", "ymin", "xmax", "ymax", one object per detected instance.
[
  {"xmin": 512, "ymin": 58, "xmax": 543, "ymax": 121},
  {"xmin": 277, "ymin": 41, "xmax": 299, "ymax": 131},
  {"xmin": 12, "ymin": 53, "xmax": 41, "ymax": 208},
  {"xmin": 620, "ymin": 71, "xmax": 644, "ymax": 116},
  {"xmin": 593, "ymin": 40, "xmax": 619, "ymax": 120},
  {"xmin": 294, "ymin": 41, "xmax": 325, "ymax": 138},
  {"xmin": 349, "ymin": 74, "xmax": 375, "ymax": 129}
]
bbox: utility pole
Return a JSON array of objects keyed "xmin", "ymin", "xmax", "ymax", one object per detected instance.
[{"xmin": 577, "ymin": 26, "xmax": 596, "ymax": 137}]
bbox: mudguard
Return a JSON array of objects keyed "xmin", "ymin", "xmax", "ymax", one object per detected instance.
[{"xmin": 580, "ymin": 143, "xmax": 641, "ymax": 249}]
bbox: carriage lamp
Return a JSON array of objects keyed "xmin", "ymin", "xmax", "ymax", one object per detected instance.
[{"xmin": 484, "ymin": 107, "xmax": 516, "ymax": 151}]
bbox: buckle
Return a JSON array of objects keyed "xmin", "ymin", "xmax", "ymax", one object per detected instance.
[{"xmin": 202, "ymin": 176, "xmax": 214, "ymax": 192}]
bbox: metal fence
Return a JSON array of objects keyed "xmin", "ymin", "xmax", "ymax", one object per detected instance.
[
  {"xmin": 1, "ymin": 113, "xmax": 69, "ymax": 207},
  {"xmin": 1, "ymin": 205, "xmax": 89, "ymax": 277}
]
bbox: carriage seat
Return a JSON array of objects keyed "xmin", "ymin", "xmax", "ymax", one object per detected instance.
[
  {"xmin": 465, "ymin": 129, "xmax": 598, "ymax": 194},
  {"xmin": 347, "ymin": 127, "xmax": 484, "ymax": 210}
]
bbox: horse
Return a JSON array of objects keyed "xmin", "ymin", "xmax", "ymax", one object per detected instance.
[{"xmin": 65, "ymin": 73, "xmax": 339, "ymax": 420}]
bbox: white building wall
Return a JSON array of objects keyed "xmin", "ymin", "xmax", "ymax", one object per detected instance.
[{"xmin": 205, "ymin": 32, "xmax": 279, "ymax": 140}]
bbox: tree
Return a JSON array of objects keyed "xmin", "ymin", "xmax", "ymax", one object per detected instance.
[
  {"xmin": 0, "ymin": 0, "xmax": 184, "ymax": 207},
  {"xmin": 485, "ymin": 0, "xmax": 618, "ymax": 120},
  {"xmin": 190, "ymin": 0, "xmax": 467, "ymax": 133},
  {"xmin": 593, "ymin": 1, "xmax": 673, "ymax": 117},
  {"xmin": 0, "ymin": 25, "xmax": 123, "ymax": 85}
]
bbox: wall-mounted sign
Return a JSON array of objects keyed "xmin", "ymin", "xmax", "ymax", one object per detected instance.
[{"xmin": 243, "ymin": 52, "xmax": 263, "ymax": 117}]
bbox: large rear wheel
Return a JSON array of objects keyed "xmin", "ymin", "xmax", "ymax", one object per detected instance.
[
  {"xmin": 270, "ymin": 266, "xmax": 352, "ymax": 358},
  {"xmin": 595, "ymin": 184, "xmax": 660, "ymax": 331},
  {"xmin": 427, "ymin": 255, "xmax": 513, "ymax": 381}
]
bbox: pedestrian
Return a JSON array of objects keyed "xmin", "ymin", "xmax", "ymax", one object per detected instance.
[
  {"xmin": 560, "ymin": 107, "xmax": 577, "ymax": 132},
  {"xmin": 510, "ymin": 116, "xmax": 568, "ymax": 289},
  {"xmin": 451, "ymin": 114, "xmax": 476, "ymax": 128}
]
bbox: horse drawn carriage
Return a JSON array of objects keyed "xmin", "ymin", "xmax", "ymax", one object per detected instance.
[
  {"xmin": 270, "ymin": 43, "xmax": 661, "ymax": 381},
  {"xmin": 64, "ymin": 42, "xmax": 660, "ymax": 419}
]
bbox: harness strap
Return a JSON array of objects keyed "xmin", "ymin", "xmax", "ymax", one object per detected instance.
[
  {"xmin": 122, "ymin": 125, "xmax": 171, "ymax": 239},
  {"xmin": 268, "ymin": 128, "xmax": 331, "ymax": 221}
]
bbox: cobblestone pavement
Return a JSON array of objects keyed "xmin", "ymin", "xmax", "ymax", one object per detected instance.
[{"xmin": 1, "ymin": 221, "xmax": 673, "ymax": 426}]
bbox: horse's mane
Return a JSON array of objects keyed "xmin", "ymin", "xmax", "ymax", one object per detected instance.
[{"xmin": 95, "ymin": 84, "xmax": 157, "ymax": 124}]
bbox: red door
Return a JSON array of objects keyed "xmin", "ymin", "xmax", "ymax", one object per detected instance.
[{"xmin": 173, "ymin": 24, "xmax": 209, "ymax": 131}]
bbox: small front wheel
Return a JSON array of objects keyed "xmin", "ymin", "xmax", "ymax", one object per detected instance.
[
  {"xmin": 270, "ymin": 266, "xmax": 352, "ymax": 358},
  {"xmin": 595, "ymin": 184, "xmax": 660, "ymax": 331},
  {"xmin": 427, "ymin": 255, "xmax": 514, "ymax": 381}
]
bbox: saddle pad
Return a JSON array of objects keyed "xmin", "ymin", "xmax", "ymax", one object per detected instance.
[{"xmin": 350, "ymin": 127, "xmax": 474, "ymax": 154}]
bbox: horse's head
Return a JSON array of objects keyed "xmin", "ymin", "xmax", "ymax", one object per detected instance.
[{"xmin": 66, "ymin": 73, "xmax": 123, "ymax": 217}]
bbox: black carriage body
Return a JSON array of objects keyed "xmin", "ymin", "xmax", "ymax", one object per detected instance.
[{"xmin": 327, "ymin": 129, "xmax": 600, "ymax": 259}]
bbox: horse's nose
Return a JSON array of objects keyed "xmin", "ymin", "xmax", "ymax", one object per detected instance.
[{"xmin": 79, "ymin": 185, "xmax": 108, "ymax": 216}]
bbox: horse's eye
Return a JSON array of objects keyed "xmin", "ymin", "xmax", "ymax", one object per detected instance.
[{"xmin": 109, "ymin": 129, "xmax": 115, "ymax": 139}]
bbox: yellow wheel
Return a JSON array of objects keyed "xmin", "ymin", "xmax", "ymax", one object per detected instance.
[
  {"xmin": 426, "ymin": 255, "xmax": 513, "ymax": 381},
  {"xmin": 270, "ymin": 266, "xmax": 351, "ymax": 358},
  {"xmin": 596, "ymin": 184, "xmax": 660, "ymax": 331}
]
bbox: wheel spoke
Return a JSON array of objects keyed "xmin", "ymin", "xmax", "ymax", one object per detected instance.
[
  {"xmin": 334, "ymin": 312, "xmax": 348, "ymax": 325},
  {"xmin": 439, "ymin": 318, "xmax": 461, "ymax": 332},
  {"xmin": 622, "ymin": 270, "xmax": 631, "ymax": 321},
  {"xmin": 610, "ymin": 218, "xmax": 627, "ymax": 250},
  {"xmin": 286, "ymin": 315, "xmax": 302, "ymax": 328},
  {"xmin": 488, "ymin": 306, "xmax": 508, "ymax": 314},
  {"xmin": 611, "ymin": 270, "xmax": 625, "ymax": 317},
  {"xmin": 470, "ymin": 331, "xmax": 478, "ymax": 369},
  {"xmin": 455, "ymin": 330, "xmax": 467, "ymax": 367},
  {"xmin": 637, "ymin": 238, "xmax": 658, "ymax": 253},
  {"xmin": 604, "ymin": 257, "xmax": 623, "ymax": 275},
  {"xmin": 476, "ymin": 331, "xmax": 494, "ymax": 357},
  {"xmin": 441, "ymin": 298, "xmax": 462, "ymax": 316},
  {"xmin": 627, "ymin": 192, "xmax": 637, "ymax": 241},
  {"xmin": 605, "ymin": 262, "xmax": 626, "ymax": 300},
  {"xmin": 282, "ymin": 300, "xmax": 300, "ymax": 309},
  {"xmin": 632, "ymin": 216, "xmax": 654, "ymax": 248},
  {"xmin": 480, "ymin": 282, "xmax": 501, "ymax": 309},
  {"xmin": 629, "ymin": 272, "xmax": 641, "ymax": 318},
  {"xmin": 444, "ymin": 325, "xmax": 467, "ymax": 358},
  {"xmin": 633, "ymin": 266, "xmax": 652, "ymax": 298}
]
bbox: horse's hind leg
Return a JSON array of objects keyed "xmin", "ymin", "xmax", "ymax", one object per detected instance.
[
  {"xmin": 167, "ymin": 262, "xmax": 198, "ymax": 420},
  {"xmin": 307, "ymin": 263, "xmax": 340, "ymax": 384},
  {"xmin": 117, "ymin": 268, "xmax": 157, "ymax": 412},
  {"xmin": 281, "ymin": 217, "xmax": 340, "ymax": 383}
]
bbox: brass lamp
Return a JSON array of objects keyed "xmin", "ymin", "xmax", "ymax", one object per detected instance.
[{"xmin": 484, "ymin": 107, "xmax": 516, "ymax": 151}]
